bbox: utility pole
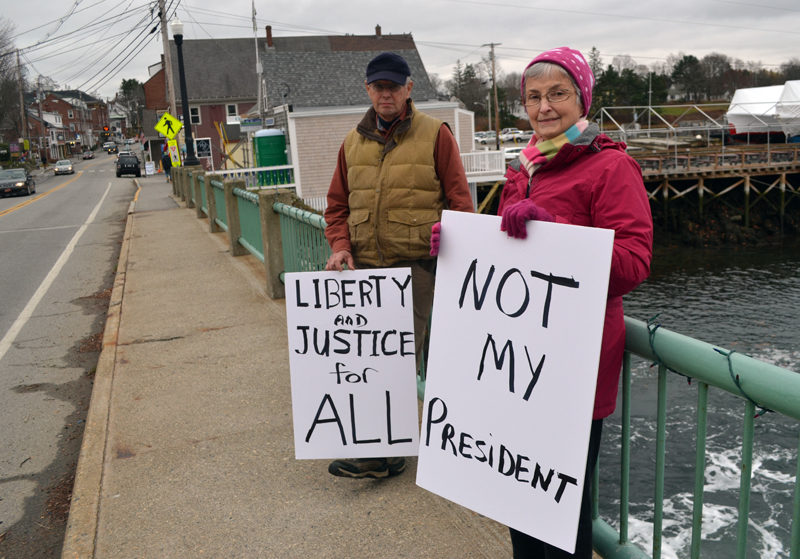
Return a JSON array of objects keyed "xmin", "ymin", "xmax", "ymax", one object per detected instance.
[
  {"xmin": 252, "ymin": 0, "xmax": 265, "ymax": 128},
  {"xmin": 647, "ymin": 72, "xmax": 652, "ymax": 137},
  {"xmin": 37, "ymin": 77, "xmax": 45, "ymax": 163},
  {"xmin": 16, "ymin": 50, "xmax": 28, "ymax": 146},
  {"xmin": 482, "ymin": 42, "xmax": 501, "ymax": 150},
  {"xmin": 159, "ymin": 0, "xmax": 177, "ymax": 117}
]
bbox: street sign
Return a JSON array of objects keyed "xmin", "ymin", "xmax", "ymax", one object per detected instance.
[
  {"xmin": 155, "ymin": 112, "xmax": 183, "ymax": 139},
  {"xmin": 240, "ymin": 117, "xmax": 275, "ymax": 133},
  {"xmin": 195, "ymin": 137, "xmax": 211, "ymax": 158},
  {"xmin": 167, "ymin": 139, "xmax": 181, "ymax": 167}
]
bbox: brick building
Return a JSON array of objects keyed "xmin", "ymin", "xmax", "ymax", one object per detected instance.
[{"xmin": 26, "ymin": 91, "xmax": 108, "ymax": 159}]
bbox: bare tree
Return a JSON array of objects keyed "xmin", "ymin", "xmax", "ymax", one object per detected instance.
[
  {"xmin": 116, "ymin": 78, "xmax": 145, "ymax": 135},
  {"xmin": 428, "ymin": 73, "xmax": 447, "ymax": 99},
  {"xmin": 612, "ymin": 54, "xmax": 637, "ymax": 73},
  {"xmin": 701, "ymin": 53, "xmax": 732, "ymax": 99},
  {"xmin": 0, "ymin": 17, "xmax": 20, "ymax": 139},
  {"xmin": 781, "ymin": 58, "xmax": 800, "ymax": 81}
]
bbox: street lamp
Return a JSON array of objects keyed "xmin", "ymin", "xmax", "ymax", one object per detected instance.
[{"xmin": 169, "ymin": 17, "xmax": 200, "ymax": 167}]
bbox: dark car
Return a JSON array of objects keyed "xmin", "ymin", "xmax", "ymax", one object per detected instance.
[
  {"xmin": 116, "ymin": 154, "xmax": 141, "ymax": 177},
  {"xmin": 0, "ymin": 168, "xmax": 36, "ymax": 197},
  {"xmin": 82, "ymin": 150, "xmax": 94, "ymax": 159}
]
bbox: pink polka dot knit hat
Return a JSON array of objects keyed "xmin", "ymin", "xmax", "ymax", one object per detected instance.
[{"xmin": 520, "ymin": 47, "xmax": 595, "ymax": 117}]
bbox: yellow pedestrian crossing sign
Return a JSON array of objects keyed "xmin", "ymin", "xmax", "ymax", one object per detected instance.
[{"xmin": 155, "ymin": 112, "xmax": 182, "ymax": 139}]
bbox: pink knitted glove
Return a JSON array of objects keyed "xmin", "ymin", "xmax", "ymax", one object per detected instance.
[
  {"xmin": 500, "ymin": 199, "xmax": 554, "ymax": 239},
  {"xmin": 430, "ymin": 222, "xmax": 441, "ymax": 256}
]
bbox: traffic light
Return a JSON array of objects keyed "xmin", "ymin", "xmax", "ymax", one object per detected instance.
[{"xmin": 103, "ymin": 125, "xmax": 109, "ymax": 132}]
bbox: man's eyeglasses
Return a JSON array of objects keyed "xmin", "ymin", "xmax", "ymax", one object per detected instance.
[
  {"xmin": 369, "ymin": 82, "xmax": 404, "ymax": 93},
  {"xmin": 523, "ymin": 89, "xmax": 573, "ymax": 107}
]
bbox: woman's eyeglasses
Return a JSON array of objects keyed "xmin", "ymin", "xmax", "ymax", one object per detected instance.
[{"xmin": 523, "ymin": 89, "xmax": 572, "ymax": 107}]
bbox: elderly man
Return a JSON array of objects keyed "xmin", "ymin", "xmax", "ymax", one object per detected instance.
[{"xmin": 323, "ymin": 52, "xmax": 474, "ymax": 479}]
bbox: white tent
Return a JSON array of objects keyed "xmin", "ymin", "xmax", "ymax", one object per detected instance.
[
  {"xmin": 726, "ymin": 85, "xmax": 785, "ymax": 134},
  {"xmin": 727, "ymin": 82, "xmax": 800, "ymax": 139},
  {"xmin": 777, "ymin": 80, "xmax": 800, "ymax": 137}
]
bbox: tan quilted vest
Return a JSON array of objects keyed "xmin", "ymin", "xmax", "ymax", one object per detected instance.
[{"xmin": 343, "ymin": 106, "xmax": 444, "ymax": 266}]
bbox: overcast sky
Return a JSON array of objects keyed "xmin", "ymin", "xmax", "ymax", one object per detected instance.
[{"xmin": 5, "ymin": 0, "xmax": 800, "ymax": 100}]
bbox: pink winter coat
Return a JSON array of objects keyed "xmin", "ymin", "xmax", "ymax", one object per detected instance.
[{"xmin": 498, "ymin": 127, "xmax": 653, "ymax": 419}]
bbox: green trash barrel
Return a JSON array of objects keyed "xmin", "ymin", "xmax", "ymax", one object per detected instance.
[{"xmin": 253, "ymin": 129, "xmax": 288, "ymax": 186}]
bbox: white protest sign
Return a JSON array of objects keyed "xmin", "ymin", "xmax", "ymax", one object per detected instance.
[
  {"xmin": 416, "ymin": 210, "xmax": 614, "ymax": 553},
  {"xmin": 285, "ymin": 268, "xmax": 420, "ymax": 459}
]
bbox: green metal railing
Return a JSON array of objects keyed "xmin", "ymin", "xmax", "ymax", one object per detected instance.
[
  {"xmin": 197, "ymin": 174, "xmax": 208, "ymax": 216},
  {"xmin": 602, "ymin": 317, "xmax": 800, "ymax": 559},
  {"xmin": 215, "ymin": 164, "xmax": 296, "ymax": 189},
  {"xmin": 210, "ymin": 179, "xmax": 227, "ymax": 231},
  {"xmin": 271, "ymin": 204, "xmax": 800, "ymax": 559},
  {"xmin": 233, "ymin": 187, "xmax": 263, "ymax": 261},
  {"xmin": 273, "ymin": 202, "xmax": 331, "ymax": 279}
]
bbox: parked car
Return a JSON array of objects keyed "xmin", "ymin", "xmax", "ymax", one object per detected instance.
[
  {"xmin": 477, "ymin": 131, "xmax": 497, "ymax": 145},
  {"xmin": 54, "ymin": 159, "xmax": 74, "ymax": 175},
  {"xmin": 504, "ymin": 146, "xmax": 524, "ymax": 162},
  {"xmin": 0, "ymin": 168, "xmax": 36, "ymax": 197},
  {"xmin": 82, "ymin": 150, "xmax": 94, "ymax": 159},
  {"xmin": 116, "ymin": 154, "xmax": 141, "ymax": 177},
  {"xmin": 500, "ymin": 128, "xmax": 524, "ymax": 142}
]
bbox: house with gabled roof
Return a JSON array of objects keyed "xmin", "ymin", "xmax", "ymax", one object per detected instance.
[
  {"xmin": 256, "ymin": 26, "xmax": 474, "ymax": 200},
  {"xmin": 144, "ymin": 26, "xmax": 476, "ymax": 198}
]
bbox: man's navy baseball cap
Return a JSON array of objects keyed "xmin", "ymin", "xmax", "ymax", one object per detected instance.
[{"xmin": 366, "ymin": 53, "xmax": 411, "ymax": 84}]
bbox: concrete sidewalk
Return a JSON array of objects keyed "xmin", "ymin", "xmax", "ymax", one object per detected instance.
[{"xmin": 62, "ymin": 178, "xmax": 511, "ymax": 558}]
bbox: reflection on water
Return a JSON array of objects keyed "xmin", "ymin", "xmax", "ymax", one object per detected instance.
[{"xmin": 600, "ymin": 239, "xmax": 800, "ymax": 559}]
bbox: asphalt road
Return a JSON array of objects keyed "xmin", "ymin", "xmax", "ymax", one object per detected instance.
[{"xmin": 0, "ymin": 153, "xmax": 135, "ymax": 557}]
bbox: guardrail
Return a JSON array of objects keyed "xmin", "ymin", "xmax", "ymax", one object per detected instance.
[
  {"xmin": 633, "ymin": 145, "xmax": 800, "ymax": 176},
  {"xmin": 170, "ymin": 165, "xmax": 800, "ymax": 559},
  {"xmin": 593, "ymin": 318, "xmax": 800, "ymax": 559},
  {"xmin": 212, "ymin": 164, "xmax": 296, "ymax": 189},
  {"xmin": 172, "ymin": 166, "xmax": 322, "ymax": 299},
  {"xmin": 461, "ymin": 150, "xmax": 506, "ymax": 177}
]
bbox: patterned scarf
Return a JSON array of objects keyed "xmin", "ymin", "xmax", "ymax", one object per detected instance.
[{"xmin": 519, "ymin": 119, "xmax": 589, "ymax": 177}]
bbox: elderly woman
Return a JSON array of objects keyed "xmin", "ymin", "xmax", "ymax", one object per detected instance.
[{"xmin": 498, "ymin": 47, "xmax": 653, "ymax": 558}]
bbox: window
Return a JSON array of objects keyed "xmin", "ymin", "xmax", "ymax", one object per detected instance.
[
  {"xmin": 226, "ymin": 104, "xmax": 239, "ymax": 125},
  {"xmin": 190, "ymin": 106, "xmax": 201, "ymax": 125}
]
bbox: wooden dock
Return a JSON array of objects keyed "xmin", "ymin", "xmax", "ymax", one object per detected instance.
[{"xmin": 630, "ymin": 144, "xmax": 800, "ymax": 230}]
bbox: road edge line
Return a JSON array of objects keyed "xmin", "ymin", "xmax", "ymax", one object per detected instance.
[{"xmin": 61, "ymin": 179, "xmax": 140, "ymax": 558}]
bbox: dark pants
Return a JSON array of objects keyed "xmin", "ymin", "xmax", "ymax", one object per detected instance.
[
  {"xmin": 358, "ymin": 259, "xmax": 436, "ymax": 374},
  {"xmin": 510, "ymin": 419, "xmax": 604, "ymax": 559}
]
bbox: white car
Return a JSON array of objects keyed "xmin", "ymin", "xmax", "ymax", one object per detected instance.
[
  {"xmin": 54, "ymin": 159, "xmax": 74, "ymax": 175},
  {"xmin": 476, "ymin": 131, "xmax": 497, "ymax": 145},
  {"xmin": 504, "ymin": 146, "xmax": 524, "ymax": 162},
  {"xmin": 500, "ymin": 128, "xmax": 524, "ymax": 142}
]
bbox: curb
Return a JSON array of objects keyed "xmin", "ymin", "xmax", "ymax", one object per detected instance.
[{"xmin": 61, "ymin": 180, "xmax": 140, "ymax": 559}]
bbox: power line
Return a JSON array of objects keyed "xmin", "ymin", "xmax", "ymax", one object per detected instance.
[
  {"xmin": 64, "ymin": 7, "xmax": 155, "ymax": 85},
  {"xmin": 77, "ymin": 0, "xmax": 177, "ymax": 93}
]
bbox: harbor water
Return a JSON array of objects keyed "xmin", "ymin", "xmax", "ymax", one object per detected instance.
[{"xmin": 601, "ymin": 239, "xmax": 800, "ymax": 558}]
